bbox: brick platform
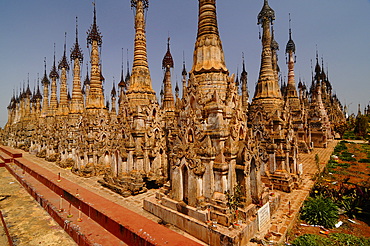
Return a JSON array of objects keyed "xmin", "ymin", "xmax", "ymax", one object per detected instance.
[{"xmin": 0, "ymin": 145, "xmax": 202, "ymax": 246}]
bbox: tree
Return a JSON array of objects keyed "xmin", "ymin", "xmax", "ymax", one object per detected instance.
[
  {"xmin": 225, "ymin": 183, "xmax": 243, "ymax": 221},
  {"xmin": 354, "ymin": 115, "xmax": 369, "ymax": 138}
]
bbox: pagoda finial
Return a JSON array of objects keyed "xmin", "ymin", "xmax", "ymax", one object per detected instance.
[
  {"xmin": 111, "ymin": 77, "xmax": 117, "ymax": 97},
  {"xmin": 125, "ymin": 49, "xmax": 130, "ymax": 84},
  {"xmin": 50, "ymin": 43, "xmax": 59, "ymax": 79},
  {"xmin": 26, "ymin": 73, "xmax": 32, "ymax": 96},
  {"xmin": 118, "ymin": 48, "xmax": 126, "ymax": 89},
  {"xmin": 271, "ymin": 25, "xmax": 279, "ymax": 51},
  {"xmin": 58, "ymin": 32, "xmax": 70, "ymax": 70},
  {"xmin": 289, "ymin": 13, "xmax": 292, "ymax": 39},
  {"xmin": 182, "ymin": 51, "xmax": 187, "ymax": 76},
  {"xmin": 285, "ymin": 13, "xmax": 296, "ymax": 54},
  {"xmin": 71, "ymin": 17, "xmax": 83, "ymax": 62},
  {"xmin": 162, "ymin": 36, "xmax": 174, "ymax": 69},
  {"xmin": 175, "ymin": 80, "xmax": 179, "ymax": 98},
  {"xmin": 242, "ymin": 52, "xmax": 247, "ymax": 75},
  {"xmin": 258, "ymin": 0, "xmax": 275, "ymax": 25},
  {"xmin": 84, "ymin": 62, "xmax": 90, "ymax": 85},
  {"xmin": 36, "ymin": 75, "xmax": 42, "ymax": 100},
  {"xmin": 87, "ymin": 1, "xmax": 102, "ymax": 47},
  {"xmin": 131, "ymin": 0, "xmax": 149, "ymax": 10},
  {"xmin": 42, "ymin": 57, "xmax": 50, "ymax": 85}
]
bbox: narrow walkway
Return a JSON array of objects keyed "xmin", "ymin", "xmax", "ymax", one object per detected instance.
[{"xmin": 251, "ymin": 140, "xmax": 338, "ymax": 244}]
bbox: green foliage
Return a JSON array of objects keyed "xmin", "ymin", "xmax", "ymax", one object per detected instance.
[
  {"xmin": 328, "ymin": 233, "xmax": 370, "ymax": 246},
  {"xmin": 334, "ymin": 141, "xmax": 348, "ymax": 155},
  {"xmin": 339, "ymin": 151, "xmax": 356, "ymax": 162},
  {"xmin": 225, "ymin": 183, "xmax": 243, "ymax": 215},
  {"xmin": 343, "ymin": 131, "xmax": 357, "ymax": 140},
  {"xmin": 334, "ymin": 122, "xmax": 349, "ymax": 139},
  {"xmin": 300, "ymin": 195, "xmax": 338, "ymax": 228},
  {"xmin": 291, "ymin": 234, "xmax": 333, "ymax": 246},
  {"xmin": 291, "ymin": 233, "xmax": 370, "ymax": 246},
  {"xmin": 354, "ymin": 115, "xmax": 369, "ymax": 138},
  {"xmin": 327, "ymin": 159, "xmax": 350, "ymax": 169},
  {"xmin": 311, "ymin": 178, "xmax": 370, "ymax": 219},
  {"xmin": 358, "ymin": 158, "xmax": 370, "ymax": 163}
]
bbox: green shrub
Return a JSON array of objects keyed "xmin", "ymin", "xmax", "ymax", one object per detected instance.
[
  {"xmin": 291, "ymin": 234, "xmax": 333, "ymax": 246},
  {"xmin": 343, "ymin": 131, "xmax": 357, "ymax": 140},
  {"xmin": 358, "ymin": 158, "xmax": 370, "ymax": 163},
  {"xmin": 291, "ymin": 233, "xmax": 370, "ymax": 246},
  {"xmin": 328, "ymin": 233, "xmax": 370, "ymax": 246},
  {"xmin": 337, "ymin": 163, "xmax": 351, "ymax": 168},
  {"xmin": 334, "ymin": 141, "xmax": 348, "ymax": 154},
  {"xmin": 300, "ymin": 196, "xmax": 338, "ymax": 228},
  {"xmin": 339, "ymin": 151, "xmax": 356, "ymax": 162}
]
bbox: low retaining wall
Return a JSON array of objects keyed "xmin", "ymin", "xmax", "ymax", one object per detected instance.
[{"xmin": 0, "ymin": 210, "xmax": 14, "ymax": 246}]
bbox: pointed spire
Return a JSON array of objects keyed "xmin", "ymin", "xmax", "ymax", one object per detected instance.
[
  {"xmin": 314, "ymin": 48, "xmax": 321, "ymax": 81},
  {"xmin": 127, "ymin": 0, "xmax": 155, "ymax": 101},
  {"xmin": 118, "ymin": 48, "xmax": 126, "ymax": 89},
  {"xmin": 58, "ymin": 32, "xmax": 70, "ymax": 70},
  {"xmin": 87, "ymin": 1, "xmax": 102, "ymax": 47},
  {"xmin": 235, "ymin": 67, "xmax": 239, "ymax": 88},
  {"xmin": 182, "ymin": 52, "xmax": 187, "ymax": 76},
  {"xmin": 258, "ymin": 0, "xmax": 275, "ymax": 25},
  {"xmin": 162, "ymin": 37, "xmax": 174, "ymax": 69},
  {"xmin": 182, "ymin": 52, "xmax": 187, "ymax": 98},
  {"xmin": 49, "ymin": 43, "xmax": 59, "ymax": 79},
  {"xmin": 253, "ymin": 0, "xmax": 282, "ymax": 101},
  {"xmin": 175, "ymin": 81, "xmax": 179, "ymax": 98},
  {"xmin": 241, "ymin": 53, "xmax": 249, "ymax": 108},
  {"xmin": 84, "ymin": 62, "xmax": 90, "ymax": 85},
  {"xmin": 41, "ymin": 57, "xmax": 50, "ymax": 85},
  {"xmin": 71, "ymin": 17, "xmax": 83, "ymax": 62},
  {"xmin": 125, "ymin": 49, "xmax": 131, "ymax": 86},
  {"xmin": 161, "ymin": 37, "xmax": 175, "ymax": 111},
  {"xmin": 285, "ymin": 13, "xmax": 296, "ymax": 53},
  {"xmin": 271, "ymin": 25, "xmax": 279, "ymax": 51},
  {"xmin": 26, "ymin": 73, "xmax": 32, "ymax": 96},
  {"xmin": 321, "ymin": 57, "xmax": 326, "ymax": 81},
  {"xmin": 86, "ymin": 2, "xmax": 105, "ymax": 110},
  {"xmin": 241, "ymin": 52, "xmax": 248, "ymax": 77},
  {"xmin": 31, "ymin": 80, "xmax": 36, "ymax": 103},
  {"xmin": 36, "ymin": 77, "xmax": 42, "ymax": 100},
  {"xmin": 111, "ymin": 79, "xmax": 117, "ymax": 97}
]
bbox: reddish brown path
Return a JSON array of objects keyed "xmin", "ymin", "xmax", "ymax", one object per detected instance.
[{"xmin": 0, "ymin": 145, "xmax": 202, "ymax": 246}]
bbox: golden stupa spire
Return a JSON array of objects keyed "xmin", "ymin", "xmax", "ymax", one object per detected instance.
[
  {"xmin": 57, "ymin": 32, "xmax": 70, "ymax": 116},
  {"xmin": 86, "ymin": 2, "xmax": 105, "ymax": 110},
  {"xmin": 41, "ymin": 57, "xmax": 50, "ymax": 117},
  {"xmin": 126, "ymin": 0, "xmax": 156, "ymax": 103},
  {"xmin": 70, "ymin": 17, "xmax": 84, "ymax": 114},
  {"xmin": 161, "ymin": 37, "xmax": 175, "ymax": 111},
  {"xmin": 191, "ymin": 0, "xmax": 228, "ymax": 75},
  {"xmin": 254, "ymin": 0, "xmax": 282, "ymax": 100},
  {"xmin": 49, "ymin": 43, "xmax": 59, "ymax": 116}
]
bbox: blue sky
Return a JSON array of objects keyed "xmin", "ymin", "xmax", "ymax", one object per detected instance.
[{"xmin": 0, "ymin": 0, "xmax": 369, "ymax": 127}]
